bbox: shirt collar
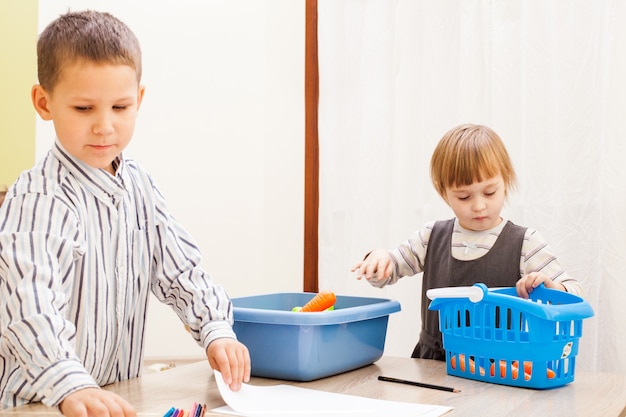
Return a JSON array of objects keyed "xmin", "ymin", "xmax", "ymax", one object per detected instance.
[
  {"xmin": 454, "ymin": 217, "xmax": 508, "ymax": 235},
  {"xmin": 52, "ymin": 140, "xmax": 126, "ymax": 202}
]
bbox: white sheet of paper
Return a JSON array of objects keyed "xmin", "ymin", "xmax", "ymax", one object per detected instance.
[{"xmin": 212, "ymin": 370, "xmax": 452, "ymax": 417}]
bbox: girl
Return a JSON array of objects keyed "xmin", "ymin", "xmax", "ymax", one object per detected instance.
[{"xmin": 351, "ymin": 124, "xmax": 583, "ymax": 360}]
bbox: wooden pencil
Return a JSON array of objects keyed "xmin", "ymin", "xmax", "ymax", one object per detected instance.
[{"xmin": 378, "ymin": 375, "xmax": 461, "ymax": 393}]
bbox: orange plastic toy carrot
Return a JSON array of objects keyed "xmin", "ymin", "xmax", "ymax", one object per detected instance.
[
  {"xmin": 300, "ymin": 290, "xmax": 336, "ymax": 312},
  {"xmin": 490, "ymin": 360, "xmax": 556, "ymax": 380},
  {"xmin": 489, "ymin": 360, "xmax": 529, "ymax": 379},
  {"xmin": 450, "ymin": 354, "xmax": 484, "ymax": 376}
]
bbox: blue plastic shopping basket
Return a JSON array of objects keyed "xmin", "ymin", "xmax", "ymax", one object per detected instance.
[{"xmin": 428, "ymin": 283, "xmax": 594, "ymax": 389}]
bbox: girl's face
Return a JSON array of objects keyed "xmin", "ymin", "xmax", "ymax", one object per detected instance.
[
  {"xmin": 32, "ymin": 61, "xmax": 145, "ymax": 175},
  {"xmin": 444, "ymin": 175, "xmax": 506, "ymax": 231}
]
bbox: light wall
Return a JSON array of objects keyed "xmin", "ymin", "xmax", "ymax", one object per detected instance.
[
  {"xmin": 0, "ymin": 0, "xmax": 37, "ymax": 186},
  {"xmin": 36, "ymin": 1, "xmax": 305, "ymax": 360},
  {"xmin": 316, "ymin": 0, "xmax": 626, "ymax": 372}
]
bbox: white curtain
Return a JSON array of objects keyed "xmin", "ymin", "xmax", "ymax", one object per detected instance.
[{"xmin": 318, "ymin": 0, "xmax": 626, "ymax": 373}]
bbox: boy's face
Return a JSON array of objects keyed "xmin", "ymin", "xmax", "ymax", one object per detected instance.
[
  {"xmin": 444, "ymin": 175, "xmax": 506, "ymax": 231},
  {"xmin": 32, "ymin": 61, "xmax": 145, "ymax": 175}
]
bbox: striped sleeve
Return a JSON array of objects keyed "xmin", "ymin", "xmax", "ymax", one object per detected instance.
[
  {"xmin": 521, "ymin": 228, "xmax": 584, "ymax": 296},
  {"xmin": 0, "ymin": 188, "xmax": 99, "ymax": 407},
  {"xmin": 133, "ymin": 166, "xmax": 236, "ymax": 350},
  {"xmin": 372, "ymin": 222, "xmax": 433, "ymax": 288}
]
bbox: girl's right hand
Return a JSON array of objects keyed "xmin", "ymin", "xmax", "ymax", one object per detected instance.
[{"xmin": 351, "ymin": 249, "xmax": 393, "ymax": 283}]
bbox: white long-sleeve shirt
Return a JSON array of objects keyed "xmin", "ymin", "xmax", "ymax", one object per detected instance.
[
  {"xmin": 0, "ymin": 141, "xmax": 235, "ymax": 408},
  {"xmin": 371, "ymin": 218, "xmax": 584, "ymax": 296}
]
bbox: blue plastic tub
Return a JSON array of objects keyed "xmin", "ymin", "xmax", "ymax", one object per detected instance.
[
  {"xmin": 231, "ymin": 292, "xmax": 401, "ymax": 381},
  {"xmin": 428, "ymin": 283, "xmax": 594, "ymax": 389}
]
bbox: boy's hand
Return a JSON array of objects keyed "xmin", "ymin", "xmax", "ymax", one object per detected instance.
[
  {"xmin": 206, "ymin": 338, "xmax": 251, "ymax": 391},
  {"xmin": 516, "ymin": 272, "xmax": 566, "ymax": 299},
  {"xmin": 59, "ymin": 388, "xmax": 136, "ymax": 417},
  {"xmin": 351, "ymin": 249, "xmax": 393, "ymax": 283}
]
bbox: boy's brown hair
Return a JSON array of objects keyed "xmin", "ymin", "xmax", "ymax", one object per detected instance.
[
  {"xmin": 37, "ymin": 10, "xmax": 142, "ymax": 92},
  {"xmin": 430, "ymin": 124, "xmax": 517, "ymax": 198}
]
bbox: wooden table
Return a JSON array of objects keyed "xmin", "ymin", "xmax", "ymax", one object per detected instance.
[{"xmin": 1, "ymin": 356, "xmax": 624, "ymax": 416}]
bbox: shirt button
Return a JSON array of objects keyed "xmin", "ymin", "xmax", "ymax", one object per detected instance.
[{"xmin": 43, "ymin": 388, "xmax": 53, "ymax": 398}]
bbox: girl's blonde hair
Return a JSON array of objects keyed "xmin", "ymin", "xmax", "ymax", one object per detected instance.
[{"xmin": 430, "ymin": 124, "xmax": 517, "ymax": 198}]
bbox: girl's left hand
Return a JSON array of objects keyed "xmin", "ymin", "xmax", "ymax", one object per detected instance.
[{"xmin": 516, "ymin": 272, "xmax": 565, "ymax": 299}]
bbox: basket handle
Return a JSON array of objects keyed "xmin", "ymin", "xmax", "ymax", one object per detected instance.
[{"xmin": 426, "ymin": 285, "xmax": 485, "ymax": 302}]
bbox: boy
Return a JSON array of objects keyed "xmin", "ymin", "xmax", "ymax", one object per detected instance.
[
  {"xmin": 0, "ymin": 10, "xmax": 250, "ymax": 415},
  {"xmin": 352, "ymin": 124, "xmax": 583, "ymax": 360}
]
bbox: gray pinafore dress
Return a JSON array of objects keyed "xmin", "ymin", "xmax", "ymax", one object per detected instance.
[{"xmin": 411, "ymin": 218, "xmax": 527, "ymax": 360}]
